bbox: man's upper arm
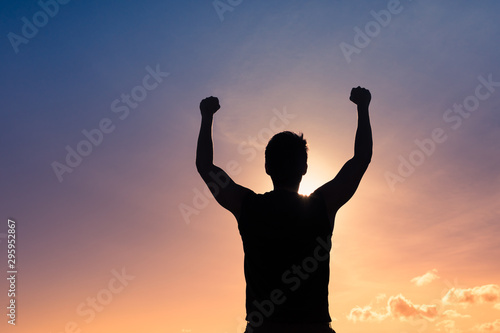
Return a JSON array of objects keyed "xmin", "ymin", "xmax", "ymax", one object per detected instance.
[
  {"xmin": 197, "ymin": 164, "xmax": 253, "ymax": 219},
  {"xmin": 313, "ymin": 156, "xmax": 370, "ymax": 218}
]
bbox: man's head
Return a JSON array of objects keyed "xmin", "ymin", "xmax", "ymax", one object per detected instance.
[{"xmin": 265, "ymin": 131, "xmax": 308, "ymax": 187}]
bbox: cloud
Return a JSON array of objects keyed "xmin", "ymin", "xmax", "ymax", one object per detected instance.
[
  {"xmin": 436, "ymin": 319, "xmax": 462, "ymax": 333},
  {"xmin": 474, "ymin": 319, "xmax": 500, "ymax": 332},
  {"xmin": 375, "ymin": 293, "xmax": 387, "ymax": 303},
  {"xmin": 347, "ymin": 294, "xmax": 438, "ymax": 323},
  {"xmin": 495, "ymin": 303, "xmax": 500, "ymax": 311},
  {"xmin": 387, "ymin": 294, "xmax": 439, "ymax": 320},
  {"xmin": 441, "ymin": 309, "xmax": 471, "ymax": 319},
  {"xmin": 411, "ymin": 269, "xmax": 440, "ymax": 287},
  {"xmin": 347, "ymin": 306, "xmax": 388, "ymax": 322},
  {"xmin": 442, "ymin": 284, "xmax": 500, "ymax": 305}
]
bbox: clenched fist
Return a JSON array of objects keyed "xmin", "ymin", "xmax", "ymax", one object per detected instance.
[
  {"xmin": 349, "ymin": 86, "xmax": 371, "ymax": 108},
  {"xmin": 200, "ymin": 96, "xmax": 220, "ymax": 117}
]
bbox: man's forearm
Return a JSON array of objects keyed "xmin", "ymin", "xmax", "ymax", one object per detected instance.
[
  {"xmin": 354, "ymin": 105, "xmax": 373, "ymax": 162},
  {"xmin": 196, "ymin": 115, "xmax": 214, "ymax": 173}
]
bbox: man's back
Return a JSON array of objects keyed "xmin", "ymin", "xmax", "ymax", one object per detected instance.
[{"xmin": 238, "ymin": 189, "xmax": 333, "ymax": 328}]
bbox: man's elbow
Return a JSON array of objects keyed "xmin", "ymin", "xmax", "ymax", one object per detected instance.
[
  {"xmin": 364, "ymin": 150, "xmax": 373, "ymax": 164},
  {"xmin": 196, "ymin": 162, "xmax": 207, "ymax": 175},
  {"xmin": 196, "ymin": 160, "xmax": 213, "ymax": 177},
  {"xmin": 354, "ymin": 151, "xmax": 372, "ymax": 167},
  {"xmin": 360, "ymin": 157, "xmax": 371, "ymax": 169}
]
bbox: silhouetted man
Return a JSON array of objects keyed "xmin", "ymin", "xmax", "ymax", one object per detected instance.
[{"xmin": 196, "ymin": 87, "xmax": 372, "ymax": 333}]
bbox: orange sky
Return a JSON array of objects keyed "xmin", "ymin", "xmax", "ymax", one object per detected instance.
[{"xmin": 2, "ymin": 1, "xmax": 500, "ymax": 333}]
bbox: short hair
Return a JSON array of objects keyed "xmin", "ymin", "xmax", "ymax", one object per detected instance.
[{"xmin": 265, "ymin": 131, "xmax": 308, "ymax": 184}]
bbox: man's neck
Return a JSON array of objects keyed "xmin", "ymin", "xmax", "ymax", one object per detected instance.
[{"xmin": 273, "ymin": 183, "xmax": 300, "ymax": 193}]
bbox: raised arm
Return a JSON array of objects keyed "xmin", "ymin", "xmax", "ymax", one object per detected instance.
[
  {"xmin": 352, "ymin": 87, "xmax": 373, "ymax": 164},
  {"xmin": 313, "ymin": 87, "xmax": 373, "ymax": 222},
  {"xmin": 196, "ymin": 96, "xmax": 253, "ymax": 219}
]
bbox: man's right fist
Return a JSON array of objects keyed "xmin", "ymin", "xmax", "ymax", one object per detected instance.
[
  {"xmin": 349, "ymin": 86, "xmax": 371, "ymax": 107},
  {"xmin": 200, "ymin": 96, "xmax": 220, "ymax": 116}
]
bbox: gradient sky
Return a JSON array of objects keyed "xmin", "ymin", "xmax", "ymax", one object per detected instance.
[{"xmin": 1, "ymin": 1, "xmax": 500, "ymax": 332}]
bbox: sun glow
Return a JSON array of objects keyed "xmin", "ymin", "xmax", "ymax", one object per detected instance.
[{"xmin": 298, "ymin": 174, "xmax": 326, "ymax": 196}]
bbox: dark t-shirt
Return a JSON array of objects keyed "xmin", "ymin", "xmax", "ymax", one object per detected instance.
[{"xmin": 237, "ymin": 189, "xmax": 334, "ymax": 326}]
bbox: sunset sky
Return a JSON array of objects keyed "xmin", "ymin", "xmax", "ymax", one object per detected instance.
[{"xmin": 1, "ymin": 1, "xmax": 499, "ymax": 332}]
